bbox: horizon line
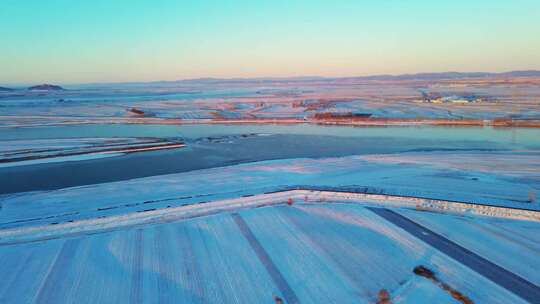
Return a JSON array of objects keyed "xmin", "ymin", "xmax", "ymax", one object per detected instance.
[{"xmin": 2, "ymin": 69, "xmax": 540, "ymax": 88}]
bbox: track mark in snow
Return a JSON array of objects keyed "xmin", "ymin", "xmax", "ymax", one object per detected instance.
[
  {"xmin": 130, "ymin": 229, "xmax": 143, "ymax": 304},
  {"xmin": 34, "ymin": 239, "xmax": 80, "ymax": 304},
  {"xmin": 367, "ymin": 207, "xmax": 540, "ymax": 304},
  {"xmin": 232, "ymin": 213, "xmax": 299, "ymax": 304}
]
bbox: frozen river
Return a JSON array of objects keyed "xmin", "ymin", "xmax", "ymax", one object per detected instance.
[{"xmin": 0, "ymin": 124, "xmax": 539, "ymax": 194}]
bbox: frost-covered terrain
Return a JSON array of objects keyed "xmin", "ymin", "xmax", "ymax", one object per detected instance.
[
  {"xmin": 1, "ymin": 151, "xmax": 539, "ymax": 230},
  {"xmin": 0, "ymin": 117, "xmax": 539, "ymax": 303},
  {"xmin": 0, "ymin": 137, "xmax": 184, "ymax": 168},
  {"xmin": 2, "ymin": 75, "xmax": 540, "ymax": 127},
  {"xmin": 0, "ymin": 199, "xmax": 537, "ymax": 304}
]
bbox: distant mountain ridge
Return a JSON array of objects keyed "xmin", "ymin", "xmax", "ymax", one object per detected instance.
[
  {"xmin": 3, "ymin": 70, "xmax": 540, "ymax": 88},
  {"xmin": 27, "ymin": 84, "xmax": 65, "ymax": 91},
  {"xmin": 146, "ymin": 70, "xmax": 540, "ymax": 85},
  {"xmin": 343, "ymin": 70, "xmax": 540, "ymax": 81}
]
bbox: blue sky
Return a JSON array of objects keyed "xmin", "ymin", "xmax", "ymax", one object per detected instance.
[{"xmin": 1, "ymin": 0, "xmax": 539, "ymax": 84}]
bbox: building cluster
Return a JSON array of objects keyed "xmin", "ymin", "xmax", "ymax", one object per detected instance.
[
  {"xmin": 416, "ymin": 91, "xmax": 488, "ymax": 104},
  {"xmin": 426, "ymin": 95, "xmax": 483, "ymax": 104}
]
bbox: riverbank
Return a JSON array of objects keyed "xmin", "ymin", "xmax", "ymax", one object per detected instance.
[{"xmin": 2, "ymin": 115, "xmax": 540, "ymax": 128}]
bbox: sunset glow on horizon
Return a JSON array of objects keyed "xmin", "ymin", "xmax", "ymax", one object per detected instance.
[{"xmin": 1, "ymin": 0, "xmax": 539, "ymax": 84}]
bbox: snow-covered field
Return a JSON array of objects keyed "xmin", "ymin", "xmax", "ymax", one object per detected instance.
[
  {"xmin": 362, "ymin": 151, "xmax": 540, "ymax": 179},
  {"xmin": 397, "ymin": 208, "xmax": 540, "ymax": 286},
  {"xmin": 0, "ymin": 137, "xmax": 184, "ymax": 168},
  {"xmin": 1, "ymin": 151, "xmax": 538, "ymax": 230},
  {"xmin": 0, "ymin": 201, "xmax": 536, "ymax": 303},
  {"xmin": 1, "ymin": 76, "xmax": 540, "ymax": 127},
  {"xmin": 0, "ymin": 120, "xmax": 539, "ymax": 303}
]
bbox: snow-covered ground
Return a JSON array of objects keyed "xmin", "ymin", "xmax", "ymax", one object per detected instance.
[
  {"xmin": 1, "ymin": 77, "xmax": 540, "ymax": 127},
  {"xmin": 0, "ymin": 120, "xmax": 538, "ymax": 303},
  {"xmin": 396, "ymin": 208, "xmax": 540, "ymax": 286},
  {"xmin": 0, "ymin": 137, "xmax": 183, "ymax": 167},
  {"xmin": 0, "ymin": 201, "xmax": 535, "ymax": 303},
  {"xmin": 0, "ymin": 152, "xmax": 123, "ymax": 168},
  {"xmin": 362, "ymin": 150, "xmax": 540, "ymax": 179},
  {"xmin": 1, "ymin": 151, "xmax": 538, "ymax": 230}
]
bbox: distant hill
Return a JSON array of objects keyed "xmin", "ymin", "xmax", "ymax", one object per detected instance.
[
  {"xmin": 32, "ymin": 70, "xmax": 540, "ymax": 88},
  {"xmin": 0, "ymin": 86, "xmax": 14, "ymax": 92},
  {"xmin": 342, "ymin": 70, "xmax": 540, "ymax": 81},
  {"xmin": 166, "ymin": 70, "xmax": 540, "ymax": 84},
  {"xmin": 28, "ymin": 84, "xmax": 65, "ymax": 91},
  {"xmin": 497, "ymin": 70, "xmax": 540, "ymax": 77},
  {"xmin": 347, "ymin": 72, "xmax": 493, "ymax": 81}
]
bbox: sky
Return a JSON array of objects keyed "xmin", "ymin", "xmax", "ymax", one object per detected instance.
[{"xmin": 1, "ymin": 0, "xmax": 539, "ymax": 84}]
